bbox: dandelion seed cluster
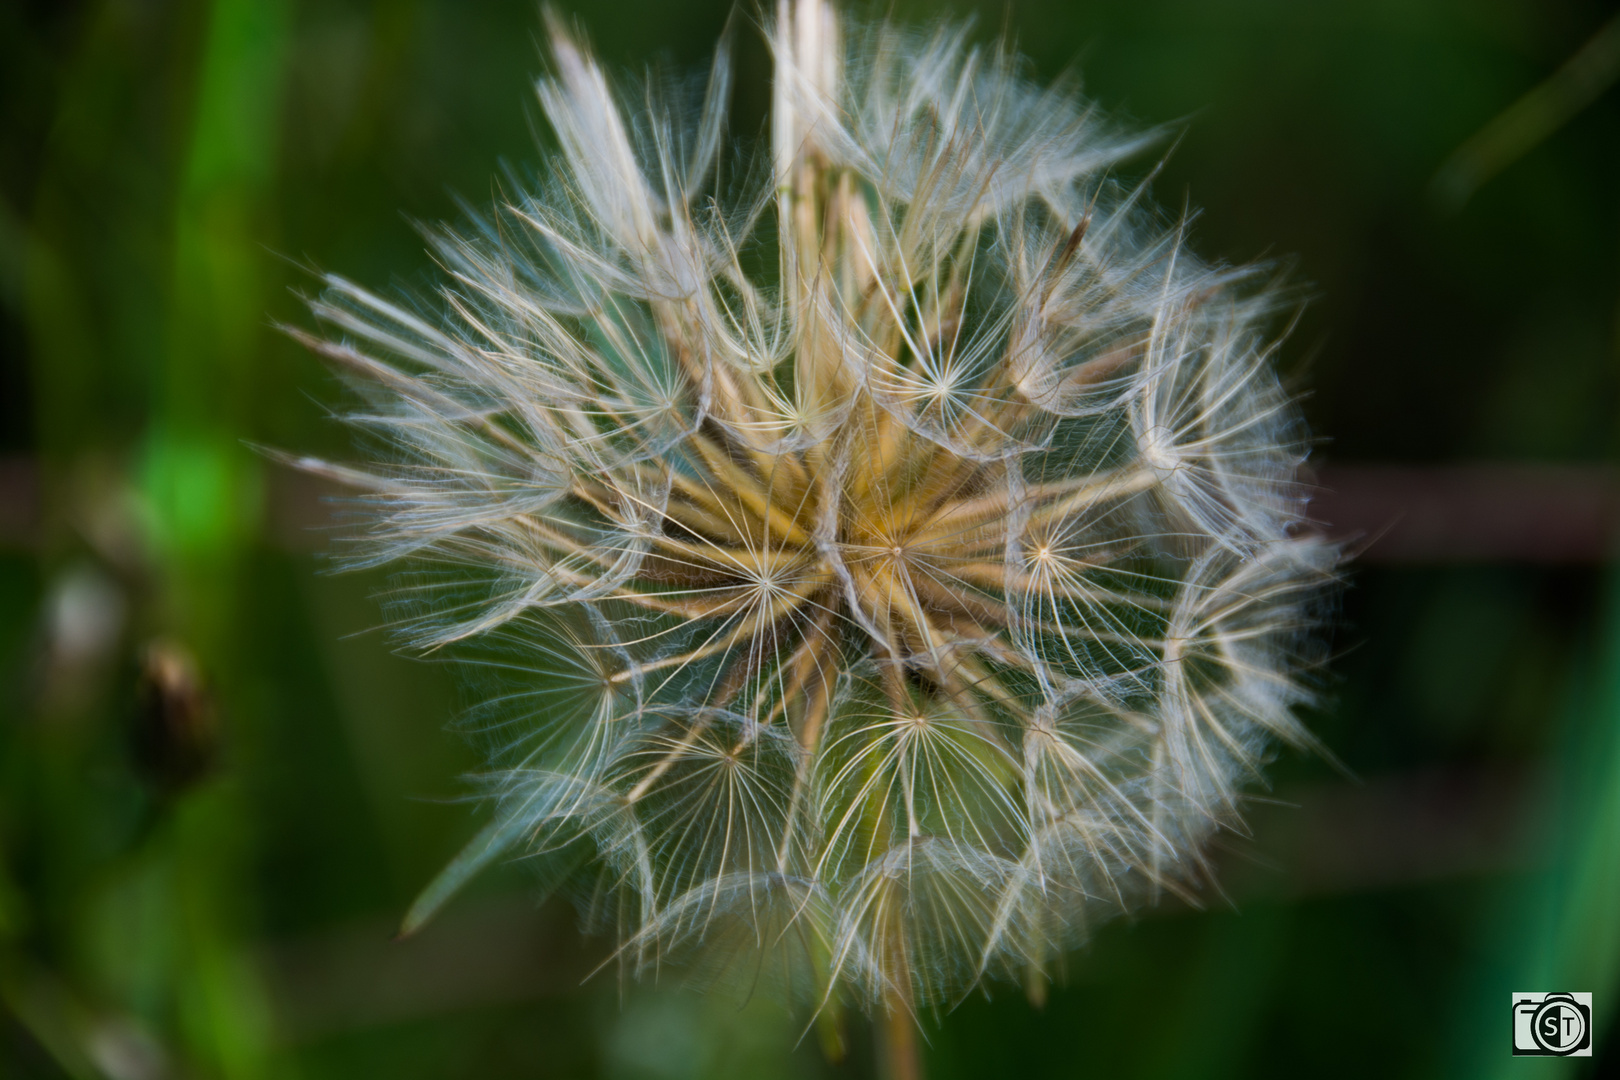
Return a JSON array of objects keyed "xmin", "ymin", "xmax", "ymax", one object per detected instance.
[{"xmin": 297, "ymin": 0, "xmax": 1334, "ymax": 1014}]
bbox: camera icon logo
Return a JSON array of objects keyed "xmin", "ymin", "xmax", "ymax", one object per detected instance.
[{"xmin": 1512, "ymin": 992, "xmax": 1592, "ymax": 1056}]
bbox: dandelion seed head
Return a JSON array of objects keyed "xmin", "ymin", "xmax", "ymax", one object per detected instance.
[{"xmin": 297, "ymin": 0, "xmax": 1336, "ymax": 1015}]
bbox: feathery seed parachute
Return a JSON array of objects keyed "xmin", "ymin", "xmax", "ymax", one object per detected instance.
[{"xmin": 294, "ymin": 0, "xmax": 1335, "ymax": 1019}]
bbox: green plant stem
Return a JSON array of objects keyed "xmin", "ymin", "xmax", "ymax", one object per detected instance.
[{"xmin": 880, "ymin": 993, "xmax": 923, "ymax": 1080}]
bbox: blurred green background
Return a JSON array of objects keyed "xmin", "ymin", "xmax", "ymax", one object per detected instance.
[{"xmin": 2, "ymin": 0, "xmax": 1618, "ymax": 1076}]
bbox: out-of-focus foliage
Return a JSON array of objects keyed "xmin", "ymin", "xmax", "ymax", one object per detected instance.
[{"xmin": 0, "ymin": 1, "xmax": 1616, "ymax": 1077}]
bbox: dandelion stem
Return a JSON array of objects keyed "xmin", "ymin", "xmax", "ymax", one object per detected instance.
[{"xmin": 880, "ymin": 988, "xmax": 924, "ymax": 1080}]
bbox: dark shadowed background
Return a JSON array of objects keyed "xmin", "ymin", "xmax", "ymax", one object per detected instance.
[{"xmin": 2, "ymin": 0, "xmax": 1618, "ymax": 1077}]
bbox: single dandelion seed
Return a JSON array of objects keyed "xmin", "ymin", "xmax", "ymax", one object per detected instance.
[{"xmin": 289, "ymin": 0, "xmax": 1337, "ymax": 1060}]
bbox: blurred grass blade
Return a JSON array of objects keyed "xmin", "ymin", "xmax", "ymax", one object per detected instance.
[
  {"xmin": 1557, "ymin": 574, "xmax": 1620, "ymax": 1049},
  {"xmin": 1456, "ymin": 568, "xmax": 1620, "ymax": 1078},
  {"xmin": 399, "ymin": 814, "xmax": 528, "ymax": 938},
  {"xmin": 1432, "ymin": 10, "xmax": 1620, "ymax": 210}
]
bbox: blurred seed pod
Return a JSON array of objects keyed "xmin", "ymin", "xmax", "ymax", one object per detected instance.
[{"xmin": 133, "ymin": 639, "xmax": 217, "ymax": 793}]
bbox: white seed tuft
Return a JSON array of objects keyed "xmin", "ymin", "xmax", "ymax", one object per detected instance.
[{"xmin": 298, "ymin": 0, "xmax": 1337, "ymax": 1016}]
